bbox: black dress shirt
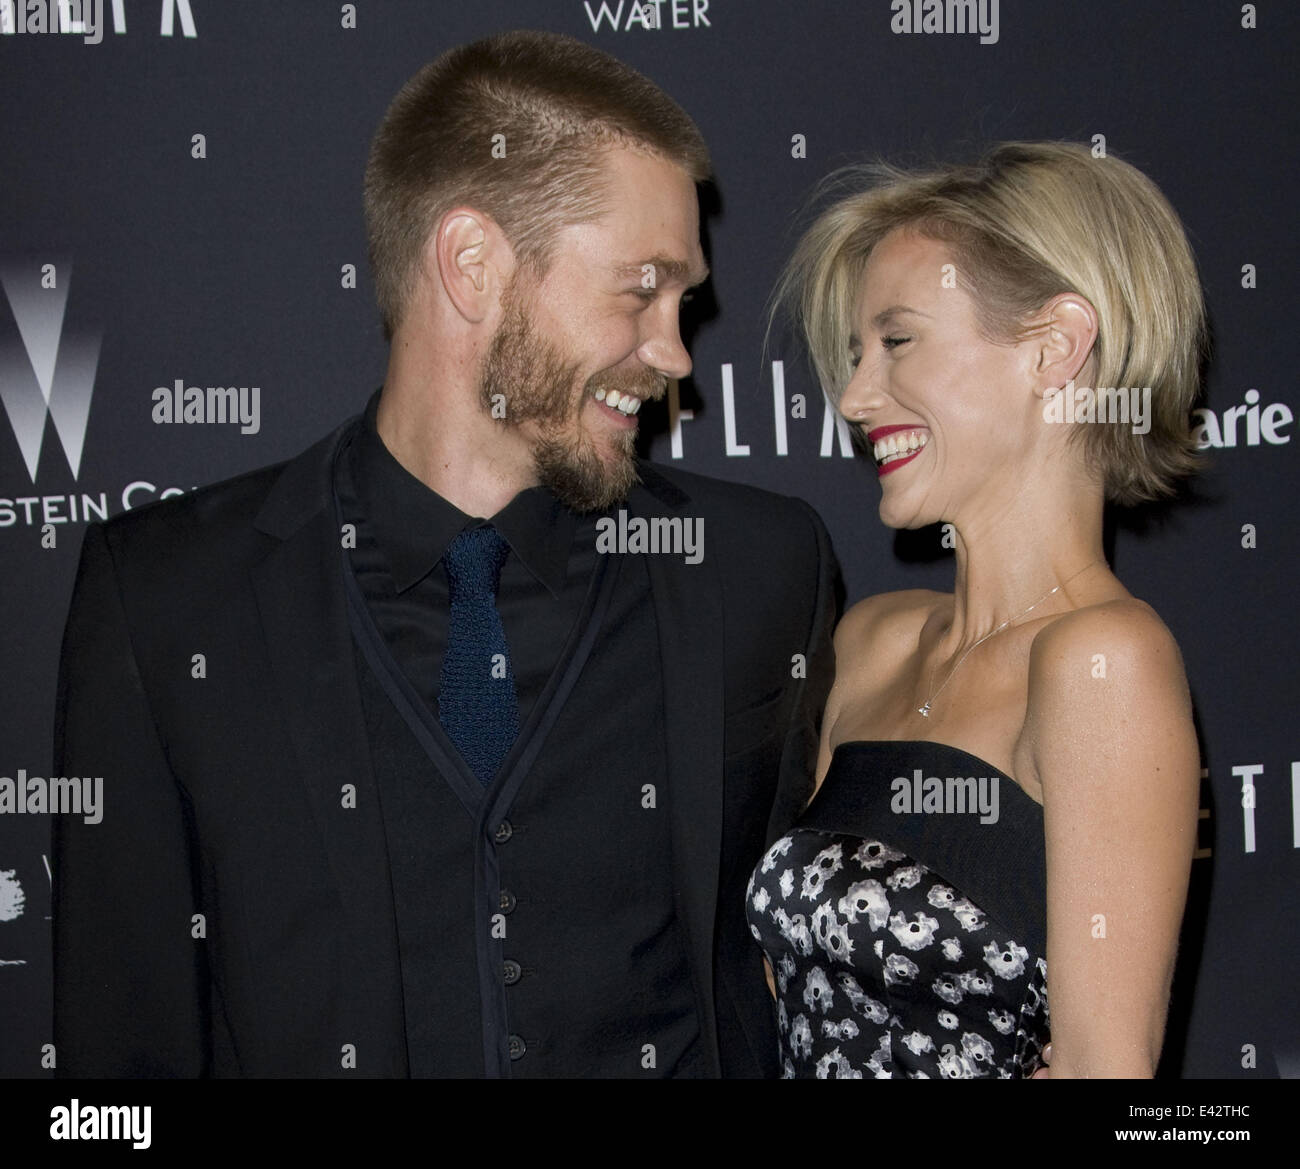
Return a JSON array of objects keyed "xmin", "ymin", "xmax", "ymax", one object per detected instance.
[
  {"xmin": 342, "ymin": 391, "xmax": 593, "ymax": 730},
  {"xmin": 332, "ymin": 389, "xmax": 703, "ymax": 1077}
]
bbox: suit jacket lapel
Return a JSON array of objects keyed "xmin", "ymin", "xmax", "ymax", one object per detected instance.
[
  {"xmin": 629, "ymin": 466, "xmax": 725, "ymax": 1075},
  {"xmin": 249, "ymin": 416, "xmax": 407, "ymax": 1074}
]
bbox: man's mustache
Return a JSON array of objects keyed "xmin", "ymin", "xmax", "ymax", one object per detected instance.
[{"xmin": 587, "ymin": 368, "xmax": 668, "ymax": 402}]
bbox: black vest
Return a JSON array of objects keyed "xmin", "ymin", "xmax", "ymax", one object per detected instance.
[{"xmin": 347, "ymin": 528, "xmax": 705, "ymax": 1077}]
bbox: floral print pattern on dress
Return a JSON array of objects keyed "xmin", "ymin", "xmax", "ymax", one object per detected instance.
[{"xmin": 748, "ymin": 831, "xmax": 1050, "ymax": 1079}]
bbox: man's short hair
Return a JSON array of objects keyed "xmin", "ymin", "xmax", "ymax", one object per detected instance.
[
  {"xmin": 774, "ymin": 141, "xmax": 1208, "ymax": 505},
  {"xmin": 364, "ymin": 29, "xmax": 713, "ymax": 342}
]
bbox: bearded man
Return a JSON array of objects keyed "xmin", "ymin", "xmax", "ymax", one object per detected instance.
[{"xmin": 51, "ymin": 29, "xmax": 840, "ymax": 1078}]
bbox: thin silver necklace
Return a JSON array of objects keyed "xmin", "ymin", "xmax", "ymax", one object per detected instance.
[{"xmin": 917, "ymin": 559, "xmax": 1101, "ymax": 718}]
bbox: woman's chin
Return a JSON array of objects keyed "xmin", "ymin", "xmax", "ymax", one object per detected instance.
[{"xmin": 878, "ymin": 499, "xmax": 923, "ymax": 530}]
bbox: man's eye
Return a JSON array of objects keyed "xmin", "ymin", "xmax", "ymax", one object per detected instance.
[
  {"xmin": 882, "ymin": 335, "xmax": 911, "ymax": 350},
  {"xmin": 628, "ymin": 289, "xmax": 696, "ymax": 311}
]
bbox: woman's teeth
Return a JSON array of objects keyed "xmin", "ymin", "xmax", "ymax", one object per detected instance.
[
  {"xmin": 594, "ymin": 387, "xmax": 642, "ymax": 416},
  {"xmin": 874, "ymin": 430, "xmax": 928, "ymax": 466}
]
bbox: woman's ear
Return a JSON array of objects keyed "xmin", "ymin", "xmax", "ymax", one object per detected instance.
[{"xmin": 1029, "ymin": 293, "xmax": 1099, "ymax": 400}]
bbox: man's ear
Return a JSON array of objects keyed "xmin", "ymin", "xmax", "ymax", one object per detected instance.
[
  {"xmin": 429, "ymin": 207, "xmax": 508, "ymax": 324},
  {"xmin": 1029, "ymin": 292, "xmax": 1099, "ymax": 399}
]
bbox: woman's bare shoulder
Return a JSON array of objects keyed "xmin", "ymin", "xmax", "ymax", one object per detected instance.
[
  {"xmin": 1025, "ymin": 597, "xmax": 1194, "ymax": 793},
  {"xmin": 1029, "ymin": 596, "xmax": 1182, "ymax": 674},
  {"xmin": 837, "ymin": 589, "xmax": 946, "ymax": 646},
  {"xmin": 834, "ymin": 589, "xmax": 947, "ymax": 671}
]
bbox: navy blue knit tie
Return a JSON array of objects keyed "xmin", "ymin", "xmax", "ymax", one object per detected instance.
[{"xmin": 438, "ymin": 525, "xmax": 519, "ymax": 786}]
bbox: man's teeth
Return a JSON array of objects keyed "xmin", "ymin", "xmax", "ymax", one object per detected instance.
[
  {"xmin": 594, "ymin": 387, "xmax": 642, "ymax": 415},
  {"xmin": 873, "ymin": 430, "xmax": 929, "ymax": 465}
]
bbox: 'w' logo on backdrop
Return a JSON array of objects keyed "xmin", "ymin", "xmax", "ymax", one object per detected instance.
[{"xmin": 0, "ymin": 261, "xmax": 100, "ymax": 483}]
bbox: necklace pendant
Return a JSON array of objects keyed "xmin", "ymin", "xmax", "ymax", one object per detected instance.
[{"xmin": 917, "ymin": 703, "xmax": 931, "ymax": 718}]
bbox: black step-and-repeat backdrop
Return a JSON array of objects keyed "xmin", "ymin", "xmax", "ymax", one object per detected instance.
[{"xmin": 1, "ymin": 1, "xmax": 1296, "ymax": 1079}]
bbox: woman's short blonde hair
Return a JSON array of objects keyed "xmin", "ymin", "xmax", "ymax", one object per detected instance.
[{"xmin": 772, "ymin": 142, "xmax": 1208, "ymax": 504}]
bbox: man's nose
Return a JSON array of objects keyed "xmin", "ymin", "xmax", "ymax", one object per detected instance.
[{"xmin": 638, "ymin": 306, "xmax": 693, "ymax": 382}]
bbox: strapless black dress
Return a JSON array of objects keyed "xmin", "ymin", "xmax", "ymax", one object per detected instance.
[{"xmin": 746, "ymin": 741, "xmax": 1050, "ymax": 1078}]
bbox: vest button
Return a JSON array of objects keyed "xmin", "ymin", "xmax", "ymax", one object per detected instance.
[
  {"xmin": 499, "ymin": 888, "xmax": 517, "ymax": 914},
  {"xmin": 503, "ymin": 959, "xmax": 522, "ymax": 985},
  {"xmin": 508, "ymin": 1034, "xmax": 527, "ymax": 1060},
  {"xmin": 494, "ymin": 820, "xmax": 513, "ymax": 843}
]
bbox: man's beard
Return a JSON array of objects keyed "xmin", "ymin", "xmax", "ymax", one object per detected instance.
[{"xmin": 478, "ymin": 274, "xmax": 666, "ymax": 513}]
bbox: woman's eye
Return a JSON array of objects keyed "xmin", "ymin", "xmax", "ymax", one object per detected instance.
[
  {"xmin": 882, "ymin": 335, "xmax": 910, "ymax": 350},
  {"xmin": 848, "ymin": 352, "xmax": 862, "ymax": 370}
]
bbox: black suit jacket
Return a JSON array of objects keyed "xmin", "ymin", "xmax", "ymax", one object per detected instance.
[{"xmin": 51, "ymin": 410, "xmax": 841, "ymax": 1077}]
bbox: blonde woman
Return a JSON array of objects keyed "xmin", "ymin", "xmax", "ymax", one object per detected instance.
[{"xmin": 747, "ymin": 142, "xmax": 1204, "ymax": 1078}]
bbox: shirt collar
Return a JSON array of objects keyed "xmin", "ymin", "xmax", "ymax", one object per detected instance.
[{"xmin": 353, "ymin": 388, "xmax": 577, "ymax": 596}]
